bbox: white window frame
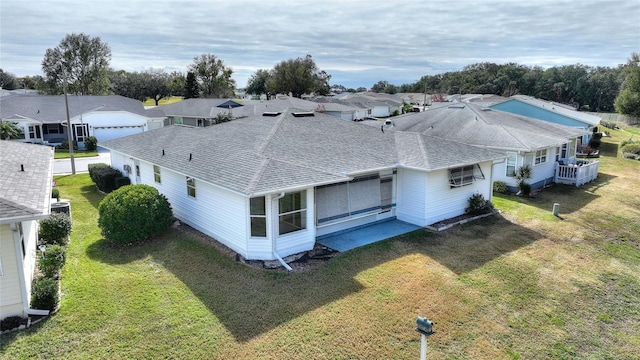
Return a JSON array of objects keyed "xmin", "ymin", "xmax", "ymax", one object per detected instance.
[
  {"xmin": 153, "ymin": 165, "xmax": 161, "ymax": 184},
  {"xmin": 186, "ymin": 177, "xmax": 196, "ymax": 198},
  {"xmin": 279, "ymin": 191, "xmax": 307, "ymax": 235},
  {"xmin": 250, "ymin": 196, "xmax": 266, "ymax": 237},
  {"xmin": 506, "ymin": 152, "xmax": 517, "ymax": 177},
  {"xmin": 534, "ymin": 149, "xmax": 548, "ymax": 165}
]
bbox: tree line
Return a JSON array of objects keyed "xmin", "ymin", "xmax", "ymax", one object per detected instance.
[
  {"xmin": 369, "ymin": 54, "xmax": 640, "ymax": 116},
  {"xmin": 0, "ymin": 33, "xmax": 637, "ymax": 116}
]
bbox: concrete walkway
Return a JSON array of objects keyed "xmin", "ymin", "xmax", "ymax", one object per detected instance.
[
  {"xmin": 53, "ymin": 148, "xmax": 111, "ymax": 175},
  {"xmin": 316, "ymin": 218, "xmax": 422, "ymax": 252}
]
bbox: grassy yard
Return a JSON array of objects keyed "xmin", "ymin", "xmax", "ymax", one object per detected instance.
[
  {"xmin": 53, "ymin": 150, "xmax": 99, "ymax": 159},
  {"xmin": 142, "ymin": 96, "xmax": 183, "ymax": 107},
  {"xmin": 1, "ymin": 128, "xmax": 639, "ymax": 359}
]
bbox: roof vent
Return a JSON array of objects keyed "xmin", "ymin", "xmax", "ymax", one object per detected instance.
[
  {"xmin": 292, "ymin": 111, "xmax": 315, "ymax": 117},
  {"xmin": 482, "ymin": 108, "xmax": 491, "ymax": 111},
  {"xmin": 262, "ymin": 111, "xmax": 281, "ymax": 117},
  {"xmin": 448, "ymin": 105, "xmax": 465, "ymax": 109}
]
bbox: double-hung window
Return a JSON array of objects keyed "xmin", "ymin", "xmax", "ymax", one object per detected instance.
[
  {"xmin": 250, "ymin": 197, "xmax": 266, "ymax": 237},
  {"xmin": 506, "ymin": 153, "xmax": 517, "ymax": 177},
  {"xmin": 153, "ymin": 165, "xmax": 161, "ymax": 183},
  {"xmin": 535, "ymin": 149, "xmax": 548, "ymax": 165},
  {"xmin": 279, "ymin": 191, "xmax": 307, "ymax": 235},
  {"xmin": 186, "ymin": 177, "xmax": 196, "ymax": 198}
]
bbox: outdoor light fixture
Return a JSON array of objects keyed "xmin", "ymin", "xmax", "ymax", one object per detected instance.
[
  {"xmin": 416, "ymin": 316, "xmax": 435, "ymax": 360},
  {"xmin": 39, "ymin": 244, "xmax": 46, "ymax": 260}
]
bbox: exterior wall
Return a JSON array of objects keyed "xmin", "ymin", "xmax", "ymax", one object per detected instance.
[
  {"xmin": 423, "ymin": 162, "xmax": 493, "ymax": 225},
  {"xmin": 395, "ymin": 168, "xmax": 427, "ymax": 225},
  {"xmin": 112, "ymin": 152, "xmax": 250, "ymax": 258},
  {"xmin": 396, "ymin": 161, "xmax": 494, "ymax": 227},
  {"xmin": 493, "ymin": 147, "xmax": 560, "ymax": 191},
  {"xmin": 0, "ymin": 224, "xmax": 23, "ymax": 318},
  {"xmin": 0, "ymin": 220, "xmax": 38, "ymax": 319}
]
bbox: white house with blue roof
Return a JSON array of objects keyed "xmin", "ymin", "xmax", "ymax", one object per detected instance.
[
  {"xmin": 490, "ymin": 95, "xmax": 601, "ymax": 147},
  {"xmin": 102, "ymin": 109, "xmax": 506, "ymax": 265}
]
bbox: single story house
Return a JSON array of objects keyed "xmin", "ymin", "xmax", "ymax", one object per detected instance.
[
  {"xmin": 0, "ymin": 141, "xmax": 54, "ymax": 319},
  {"xmin": 490, "ymin": 95, "xmax": 601, "ymax": 147},
  {"xmin": 385, "ymin": 103, "xmax": 595, "ymax": 191},
  {"xmin": 0, "ymin": 94, "xmax": 163, "ymax": 149},
  {"xmin": 101, "ymin": 109, "xmax": 506, "ymax": 263},
  {"xmin": 159, "ymin": 99, "xmax": 247, "ymax": 127}
]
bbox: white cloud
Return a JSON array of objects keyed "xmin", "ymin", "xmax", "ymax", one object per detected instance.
[{"xmin": 1, "ymin": 0, "xmax": 638, "ymax": 88}]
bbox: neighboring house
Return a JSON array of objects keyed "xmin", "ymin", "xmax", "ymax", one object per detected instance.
[
  {"xmin": 0, "ymin": 94, "xmax": 162, "ymax": 149},
  {"xmin": 0, "ymin": 141, "xmax": 54, "ymax": 319},
  {"xmin": 342, "ymin": 93, "xmax": 404, "ymax": 118},
  {"xmin": 490, "ymin": 95, "xmax": 601, "ymax": 147},
  {"xmin": 308, "ymin": 97, "xmax": 362, "ymax": 120},
  {"xmin": 386, "ymin": 103, "xmax": 594, "ymax": 191},
  {"xmin": 101, "ymin": 109, "xmax": 505, "ymax": 263},
  {"xmin": 159, "ymin": 99, "xmax": 247, "ymax": 127}
]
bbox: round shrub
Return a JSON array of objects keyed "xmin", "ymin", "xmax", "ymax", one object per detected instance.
[
  {"xmin": 38, "ymin": 244, "xmax": 66, "ymax": 279},
  {"xmin": 31, "ymin": 278, "xmax": 59, "ymax": 312},
  {"xmin": 98, "ymin": 184, "xmax": 173, "ymax": 244},
  {"xmin": 465, "ymin": 193, "xmax": 494, "ymax": 215},
  {"xmin": 51, "ymin": 188, "xmax": 60, "ymax": 200},
  {"xmin": 39, "ymin": 212, "xmax": 72, "ymax": 246}
]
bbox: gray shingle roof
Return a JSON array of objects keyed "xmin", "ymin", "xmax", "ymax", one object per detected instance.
[
  {"xmin": 0, "ymin": 95, "xmax": 150, "ymax": 123},
  {"xmin": 102, "ymin": 109, "xmax": 506, "ymax": 196},
  {"xmin": 388, "ymin": 103, "xmax": 588, "ymax": 151},
  {"xmin": 0, "ymin": 141, "xmax": 54, "ymax": 220}
]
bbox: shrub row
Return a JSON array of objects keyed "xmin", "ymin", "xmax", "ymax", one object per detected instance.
[
  {"xmin": 599, "ymin": 120, "xmax": 619, "ymax": 130},
  {"xmin": 88, "ymin": 163, "xmax": 127, "ymax": 193}
]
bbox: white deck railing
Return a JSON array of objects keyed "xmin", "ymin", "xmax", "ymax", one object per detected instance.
[{"xmin": 555, "ymin": 160, "xmax": 599, "ymax": 187}]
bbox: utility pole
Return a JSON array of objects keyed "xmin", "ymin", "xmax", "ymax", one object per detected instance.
[{"xmin": 60, "ymin": 61, "xmax": 76, "ymax": 174}]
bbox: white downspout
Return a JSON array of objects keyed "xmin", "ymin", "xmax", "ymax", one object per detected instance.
[
  {"xmin": 271, "ymin": 192, "xmax": 293, "ymax": 271},
  {"xmin": 12, "ymin": 222, "xmax": 50, "ymax": 317}
]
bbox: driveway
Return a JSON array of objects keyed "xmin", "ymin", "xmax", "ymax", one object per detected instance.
[{"xmin": 53, "ymin": 147, "xmax": 111, "ymax": 175}]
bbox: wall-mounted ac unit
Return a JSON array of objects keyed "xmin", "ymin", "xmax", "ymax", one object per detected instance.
[{"xmin": 123, "ymin": 164, "xmax": 132, "ymax": 173}]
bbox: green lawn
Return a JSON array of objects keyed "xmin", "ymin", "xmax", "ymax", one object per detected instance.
[
  {"xmin": 53, "ymin": 150, "xmax": 99, "ymax": 159},
  {"xmin": 142, "ymin": 96, "xmax": 183, "ymax": 107},
  {"xmin": 1, "ymin": 129, "xmax": 639, "ymax": 359}
]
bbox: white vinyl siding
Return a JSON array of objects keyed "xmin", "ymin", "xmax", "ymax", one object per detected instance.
[
  {"xmin": 396, "ymin": 162, "xmax": 493, "ymax": 227},
  {"xmin": 0, "ymin": 224, "xmax": 22, "ymax": 316}
]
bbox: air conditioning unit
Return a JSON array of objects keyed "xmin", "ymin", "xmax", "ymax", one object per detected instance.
[
  {"xmin": 51, "ymin": 199, "xmax": 71, "ymax": 221},
  {"xmin": 123, "ymin": 164, "xmax": 132, "ymax": 173}
]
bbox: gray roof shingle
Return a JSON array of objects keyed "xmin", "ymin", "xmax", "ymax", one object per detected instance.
[
  {"xmin": 0, "ymin": 95, "xmax": 150, "ymax": 123},
  {"xmin": 388, "ymin": 103, "xmax": 588, "ymax": 151},
  {"xmin": 102, "ymin": 109, "xmax": 506, "ymax": 196},
  {"xmin": 0, "ymin": 141, "xmax": 54, "ymax": 220}
]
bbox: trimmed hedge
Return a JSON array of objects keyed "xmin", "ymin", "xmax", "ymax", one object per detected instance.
[
  {"xmin": 89, "ymin": 164, "xmax": 122, "ymax": 193},
  {"xmin": 98, "ymin": 184, "xmax": 173, "ymax": 244},
  {"xmin": 31, "ymin": 278, "xmax": 59, "ymax": 312},
  {"xmin": 115, "ymin": 176, "xmax": 131, "ymax": 189},
  {"xmin": 39, "ymin": 212, "xmax": 72, "ymax": 246},
  {"xmin": 493, "ymin": 181, "xmax": 509, "ymax": 194}
]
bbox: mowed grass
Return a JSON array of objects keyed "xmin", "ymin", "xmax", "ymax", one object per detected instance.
[
  {"xmin": 1, "ymin": 128, "xmax": 639, "ymax": 359},
  {"xmin": 53, "ymin": 150, "xmax": 99, "ymax": 159},
  {"xmin": 142, "ymin": 96, "xmax": 183, "ymax": 107}
]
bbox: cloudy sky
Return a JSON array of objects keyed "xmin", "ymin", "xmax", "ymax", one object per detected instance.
[{"xmin": 1, "ymin": 0, "xmax": 638, "ymax": 89}]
